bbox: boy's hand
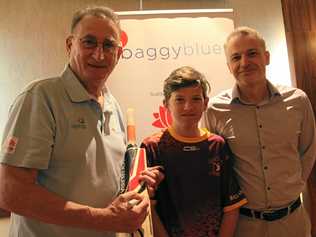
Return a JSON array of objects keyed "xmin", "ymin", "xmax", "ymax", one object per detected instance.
[{"xmin": 138, "ymin": 166, "xmax": 165, "ymax": 198}]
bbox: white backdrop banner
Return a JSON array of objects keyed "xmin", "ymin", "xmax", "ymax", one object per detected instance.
[{"xmin": 108, "ymin": 17, "xmax": 234, "ymax": 143}]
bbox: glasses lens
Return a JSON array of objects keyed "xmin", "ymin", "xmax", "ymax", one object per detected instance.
[
  {"xmin": 80, "ymin": 36, "xmax": 120, "ymax": 52},
  {"xmin": 81, "ymin": 38, "xmax": 97, "ymax": 49},
  {"xmin": 103, "ymin": 40, "xmax": 115, "ymax": 50}
]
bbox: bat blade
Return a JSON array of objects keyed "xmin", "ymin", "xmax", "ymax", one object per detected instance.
[
  {"xmin": 122, "ymin": 108, "xmax": 154, "ymax": 237},
  {"xmin": 128, "ymin": 147, "xmax": 154, "ymax": 237},
  {"xmin": 120, "ymin": 108, "xmax": 137, "ymax": 194},
  {"xmin": 128, "ymin": 148, "xmax": 146, "ymax": 191}
]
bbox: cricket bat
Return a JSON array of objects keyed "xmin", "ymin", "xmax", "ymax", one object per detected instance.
[{"xmin": 125, "ymin": 108, "xmax": 154, "ymax": 237}]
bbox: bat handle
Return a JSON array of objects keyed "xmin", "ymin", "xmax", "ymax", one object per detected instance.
[
  {"xmin": 127, "ymin": 125, "xmax": 136, "ymax": 144},
  {"xmin": 127, "ymin": 108, "xmax": 136, "ymax": 144}
]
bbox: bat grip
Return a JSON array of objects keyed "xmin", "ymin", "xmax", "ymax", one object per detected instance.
[{"xmin": 127, "ymin": 125, "xmax": 136, "ymax": 144}]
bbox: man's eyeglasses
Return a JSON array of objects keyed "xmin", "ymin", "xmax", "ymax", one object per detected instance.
[{"xmin": 79, "ymin": 36, "xmax": 122, "ymax": 53}]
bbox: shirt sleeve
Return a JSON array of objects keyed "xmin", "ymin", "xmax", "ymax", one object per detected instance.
[
  {"xmin": 220, "ymin": 142, "xmax": 247, "ymax": 212},
  {"xmin": 201, "ymin": 108, "xmax": 216, "ymax": 133},
  {"xmin": 299, "ymin": 91, "xmax": 316, "ymax": 181},
  {"xmin": 0, "ymin": 85, "xmax": 55, "ymax": 169},
  {"xmin": 141, "ymin": 138, "xmax": 159, "ymax": 167},
  {"xmin": 201, "ymin": 106, "xmax": 226, "ymax": 137}
]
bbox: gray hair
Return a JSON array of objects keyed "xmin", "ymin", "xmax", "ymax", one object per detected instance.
[
  {"xmin": 70, "ymin": 6, "xmax": 121, "ymax": 33},
  {"xmin": 224, "ymin": 26, "xmax": 266, "ymax": 53}
]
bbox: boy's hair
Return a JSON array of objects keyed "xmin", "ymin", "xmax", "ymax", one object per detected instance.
[{"xmin": 163, "ymin": 66, "xmax": 210, "ymax": 101}]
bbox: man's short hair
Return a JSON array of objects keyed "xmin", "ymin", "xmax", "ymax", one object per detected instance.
[
  {"xmin": 70, "ymin": 6, "xmax": 121, "ymax": 33},
  {"xmin": 163, "ymin": 66, "xmax": 210, "ymax": 101},
  {"xmin": 224, "ymin": 26, "xmax": 266, "ymax": 53}
]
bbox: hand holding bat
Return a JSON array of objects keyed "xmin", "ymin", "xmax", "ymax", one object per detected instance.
[
  {"xmin": 138, "ymin": 166, "xmax": 165, "ymax": 199},
  {"xmin": 120, "ymin": 108, "xmax": 155, "ymax": 237},
  {"xmin": 104, "ymin": 191, "xmax": 149, "ymax": 233}
]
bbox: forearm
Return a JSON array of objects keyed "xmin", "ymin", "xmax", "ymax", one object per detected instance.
[
  {"xmin": 12, "ymin": 189, "xmax": 112, "ymax": 231},
  {"xmin": 0, "ymin": 164, "xmax": 112, "ymax": 231},
  {"xmin": 151, "ymin": 201, "xmax": 169, "ymax": 237},
  {"xmin": 218, "ymin": 209, "xmax": 239, "ymax": 237}
]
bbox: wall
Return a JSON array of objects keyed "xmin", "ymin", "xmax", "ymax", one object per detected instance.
[{"xmin": 0, "ymin": 0, "xmax": 288, "ymax": 139}]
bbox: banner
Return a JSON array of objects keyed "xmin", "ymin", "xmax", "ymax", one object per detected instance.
[{"xmin": 108, "ymin": 17, "xmax": 234, "ymax": 143}]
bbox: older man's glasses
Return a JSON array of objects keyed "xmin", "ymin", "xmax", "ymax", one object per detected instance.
[{"xmin": 79, "ymin": 37, "xmax": 122, "ymax": 53}]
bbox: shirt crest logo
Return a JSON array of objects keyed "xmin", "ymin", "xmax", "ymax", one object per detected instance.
[{"xmin": 209, "ymin": 157, "xmax": 221, "ymax": 176}]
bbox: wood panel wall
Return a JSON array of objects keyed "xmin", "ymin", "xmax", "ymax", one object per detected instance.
[
  {"xmin": 281, "ymin": 0, "xmax": 316, "ymax": 112},
  {"xmin": 281, "ymin": 0, "xmax": 316, "ymax": 233}
]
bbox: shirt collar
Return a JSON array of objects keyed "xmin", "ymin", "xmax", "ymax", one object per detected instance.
[
  {"xmin": 231, "ymin": 79, "xmax": 281, "ymax": 104},
  {"xmin": 61, "ymin": 65, "xmax": 112, "ymax": 106},
  {"xmin": 61, "ymin": 65, "xmax": 91, "ymax": 103},
  {"xmin": 61, "ymin": 65, "xmax": 115, "ymax": 113}
]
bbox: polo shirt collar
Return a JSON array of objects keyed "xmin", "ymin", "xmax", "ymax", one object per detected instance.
[
  {"xmin": 61, "ymin": 65, "xmax": 91, "ymax": 103},
  {"xmin": 61, "ymin": 65, "xmax": 115, "ymax": 113}
]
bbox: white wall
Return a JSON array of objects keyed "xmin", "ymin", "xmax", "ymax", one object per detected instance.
[{"xmin": 0, "ymin": 0, "xmax": 288, "ymax": 139}]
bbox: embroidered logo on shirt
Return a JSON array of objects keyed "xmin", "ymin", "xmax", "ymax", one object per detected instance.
[
  {"xmin": 71, "ymin": 117, "xmax": 87, "ymax": 129},
  {"xmin": 3, "ymin": 136, "xmax": 18, "ymax": 154}
]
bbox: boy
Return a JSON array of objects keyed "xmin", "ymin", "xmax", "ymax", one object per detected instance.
[{"xmin": 141, "ymin": 66, "xmax": 247, "ymax": 237}]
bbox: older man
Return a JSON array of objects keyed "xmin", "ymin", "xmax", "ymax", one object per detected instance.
[
  {"xmin": 0, "ymin": 6, "xmax": 162, "ymax": 237},
  {"xmin": 202, "ymin": 26, "xmax": 316, "ymax": 237}
]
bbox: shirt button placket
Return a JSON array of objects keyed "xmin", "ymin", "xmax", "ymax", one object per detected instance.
[{"xmin": 256, "ymin": 105, "xmax": 270, "ymax": 202}]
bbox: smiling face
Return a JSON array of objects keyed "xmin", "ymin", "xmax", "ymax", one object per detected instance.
[
  {"xmin": 66, "ymin": 15, "xmax": 122, "ymax": 89},
  {"xmin": 165, "ymin": 85, "xmax": 209, "ymax": 130},
  {"xmin": 225, "ymin": 34, "xmax": 270, "ymax": 88}
]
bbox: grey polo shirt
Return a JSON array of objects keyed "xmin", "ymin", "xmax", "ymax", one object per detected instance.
[
  {"xmin": 0, "ymin": 66, "xmax": 126, "ymax": 237},
  {"xmin": 202, "ymin": 80, "xmax": 316, "ymax": 210}
]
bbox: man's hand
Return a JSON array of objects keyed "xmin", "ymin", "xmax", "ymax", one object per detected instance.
[
  {"xmin": 0, "ymin": 164, "xmax": 149, "ymax": 233},
  {"xmin": 138, "ymin": 166, "xmax": 165, "ymax": 198},
  {"xmin": 104, "ymin": 191, "xmax": 149, "ymax": 233}
]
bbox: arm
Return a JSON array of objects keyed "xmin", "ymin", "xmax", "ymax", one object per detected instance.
[
  {"xmin": 140, "ymin": 140, "xmax": 168, "ymax": 236},
  {"xmin": 151, "ymin": 200, "xmax": 169, "ymax": 237},
  {"xmin": 299, "ymin": 93, "xmax": 316, "ymax": 236},
  {"xmin": 0, "ymin": 164, "xmax": 149, "ymax": 233},
  {"xmin": 218, "ymin": 209, "xmax": 239, "ymax": 237},
  {"xmin": 218, "ymin": 139, "xmax": 246, "ymax": 237},
  {"xmin": 140, "ymin": 137, "xmax": 165, "ymax": 198},
  {"xmin": 139, "ymin": 166, "xmax": 165, "ymax": 198},
  {"xmin": 299, "ymin": 93, "xmax": 316, "ymax": 182}
]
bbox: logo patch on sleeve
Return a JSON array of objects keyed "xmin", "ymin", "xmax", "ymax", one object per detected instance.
[{"xmin": 3, "ymin": 136, "xmax": 18, "ymax": 154}]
